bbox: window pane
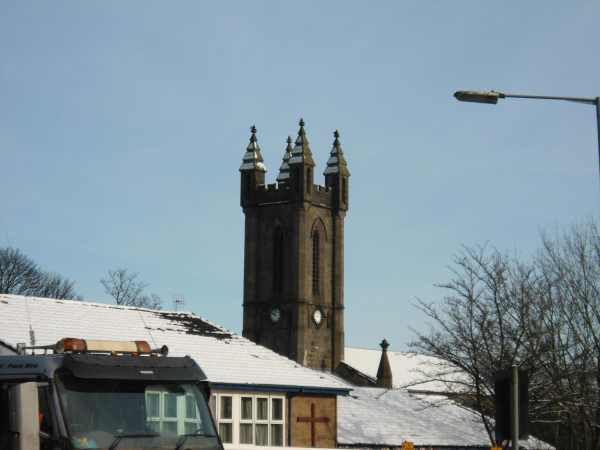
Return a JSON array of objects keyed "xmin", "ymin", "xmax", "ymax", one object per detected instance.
[
  {"xmin": 164, "ymin": 393, "xmax": 177, "ymax": 418},
  {"xmin": 148, "ymin": 421, "xmax": 160, "ymax": 433},
  {"xmin": 272, "ymin": 398, "xmax": 283, "ymax": 421},
  {"xmin": 185, "ymin": 422, "xmax": 198, "ymax": 435},
  {"xmin": 38, "ymin": 388, "xmax": 53, "ymax": 436},
  {"xmin": 240, "ymin": 423, "xmax": 253, "ymax": 444},
  {"xmin": 271, "ymin": 424, "xmax": 284, "ymax": 446},
  {"xmin": 147, "ymin": 393, "xmax": 160, "ymax": 418},
  {"xmin": 186, "ymin": 395, "xmax": 197, "ymax": 419},
  {"xmin": 241, "ymin": 397, "xmax": 253, "ymax": 420},
  {"xmin": 257, "ymin": 398, "xmax": 268, "ymax": 421},
  {"xmin": 219, "ymin": 423, "xmax": 233, "ymax": 443},
  {"xmin": 163, "ymin": 421, "xmax": 177, "ymax": 434},
  {"xmin": 220, "ymin": 396, "xmax": 232, "ymax": 420},
  {"xmin": 255, "ymin": 424, "xmax": 268, "ymax": 446}
]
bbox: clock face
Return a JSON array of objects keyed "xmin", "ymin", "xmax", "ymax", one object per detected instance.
[
  {"xmin": 269, "ymin": 308, "xmax": 282, "ymax": 323},
  {"xmin": 313, "ymin": 309, "xmax": 323, "ymax": 326}
]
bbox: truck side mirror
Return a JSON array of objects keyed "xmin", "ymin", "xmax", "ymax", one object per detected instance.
[{"xmin": 9, "ymin": 382, "xmax": 39, "ymax": 450}]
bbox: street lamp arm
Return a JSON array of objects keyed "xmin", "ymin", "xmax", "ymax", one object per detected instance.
[
  {"xmin": 454, "ymin": 90, "xmax": 597, "ymax": 106},
  {"xmin": 454, "ymin": 89, "xmax": 600, "ymax": 196},
  {"xmin": 501, "ymin": 93, "xmax": 597, "ymax": 106}
]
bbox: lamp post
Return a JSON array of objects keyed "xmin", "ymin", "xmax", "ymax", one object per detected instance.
[
  {"xmin": 455, "ymin": 92, "xmax": 600, "ymax": 449},
  {"xmin": 454, "ymin": 90, "xmax": 600, "ymax": 176}
]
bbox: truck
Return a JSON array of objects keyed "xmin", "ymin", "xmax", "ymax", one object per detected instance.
[{"xmin": 0, "ymin": 338, "xmax": 224, "ymax": 450}]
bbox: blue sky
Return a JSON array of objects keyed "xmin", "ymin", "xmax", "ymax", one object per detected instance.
[{"xmin": 1, "ymin": 1, "xmax": 599, "ymax": 351}]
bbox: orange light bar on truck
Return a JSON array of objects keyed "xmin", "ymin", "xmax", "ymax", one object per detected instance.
[{"xmin": 56, "ymin": 338, "xmax": 153, "ymax": 355}]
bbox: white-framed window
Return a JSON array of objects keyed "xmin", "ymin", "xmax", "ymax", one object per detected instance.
[
  {"xmin": 145, "ymin": 386, "xmax": 203, "ymax": 435},
  {"xmin": 271, "ymin": 398, "xmax": 284, "ymax": 446},
  {"xmin": 240, "ymin": 396, "xmax": 254, "ymax": 444},
  {"xmin": 219, "ymin": 395, "xmax": 234, "ymax": 443},
  {"xmin": 213, "ymin": 391, "xmax": 285, "ymax": 446}
]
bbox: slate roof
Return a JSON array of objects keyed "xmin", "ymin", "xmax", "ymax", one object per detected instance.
[{"xmin": 0, "ymin": 294, "xmax": 348, "ymax": 392}]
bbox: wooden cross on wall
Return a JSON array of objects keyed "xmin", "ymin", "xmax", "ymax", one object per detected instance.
[{"xmin": 297, "ymin": 403, "xmax": 330, "ymax": 447}]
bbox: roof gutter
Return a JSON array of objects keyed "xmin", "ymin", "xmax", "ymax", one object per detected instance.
[{"xmin": 210, "ymin": 383, "xmax": 350, "ymax": 396}]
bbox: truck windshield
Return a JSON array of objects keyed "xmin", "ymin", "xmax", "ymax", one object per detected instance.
[{"xmin": 55, "ymin": 371, "xmax": 219, "ymax": 449}]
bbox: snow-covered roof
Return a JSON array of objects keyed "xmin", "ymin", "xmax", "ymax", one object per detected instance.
[
  {"xmin": 0, "ymin": 294, "xmax": 348, "ymax": 392},
  {"xmin": 339, "ymin": 349, "xmax": 552, "ymax": 449},
  {"xmin": 337, "ymin": 387, "xmax": 552, "ymax": 449},
  {"xmin": 343, "ymin": 347, "xmax": 448, "ymax": 392}
]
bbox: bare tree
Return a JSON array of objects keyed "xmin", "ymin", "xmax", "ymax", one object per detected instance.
[
  {"xmin": 101, "ymin": 268, "xmax": 162, "ymax": 310},
  {"xmin": 536, "ymin": 221, "xmax": 600, "ymax": 450},
  {"xmin": 409, "ymin": 245, "xmax": 551, "ymax": 446},
  {"xmin": 410, "ymin": 220, "xmax": 600, "ymax": 450},
  {"xmin": 0, "ymin": 247, "xmax": 82, "ymax": 300}
]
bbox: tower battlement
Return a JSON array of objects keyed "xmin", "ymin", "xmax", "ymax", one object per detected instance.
[
  {"xmin": 240, "ymin": 120, "xmax": 350, "ymax": 212},
  {"xmin": 249, "ymin": 183, "xmax": 333, "ymax": 208}
]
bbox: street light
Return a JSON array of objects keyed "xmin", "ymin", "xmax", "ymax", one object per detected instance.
[
  {"xmin": 454, "ymin": 90, "xmax": 600, "ymax": 175},
  {"xmin": 455, "ymin": 91, "xmax": 600, "ymax": 449}
]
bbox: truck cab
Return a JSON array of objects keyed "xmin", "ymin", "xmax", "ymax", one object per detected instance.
[{"xmin": 0, "ymin": 338, "xmax": 223, "ymax": 450}]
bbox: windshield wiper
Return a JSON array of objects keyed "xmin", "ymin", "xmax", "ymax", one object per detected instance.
[
  {"xmin": 108, "ymin": 433, "xmax": 160, "ymax": 450},
  {"xmin": 175, "ymin": 433, "xmax": 217, "ymax": 450}
]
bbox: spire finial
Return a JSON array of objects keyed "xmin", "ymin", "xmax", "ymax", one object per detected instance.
[
  {"xmin": 324, "ymin": 127, "xmax": 350, "ymax": 178},
  {"xmin": 290, "ymin": 119, "xmax": 315, "ymax": 167},
  {"xmin": 249, "ymin": 125, "xmax": 258, "ymax": 142},
  {"xmin": 277, "ymin": 135, "xmax": 293, "ymax": 182},
  {"xmin": 380, "ymin": 339, "xmax": 389, "ymax": 351},
  {"xmin": 240, "ymin": 124, "xmax": 266, "ymax": 172}
]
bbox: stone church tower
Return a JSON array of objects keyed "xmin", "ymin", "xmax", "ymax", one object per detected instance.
[{"xmin": 239, "ymin": 120, "xmax": 350, "ymax": 372}]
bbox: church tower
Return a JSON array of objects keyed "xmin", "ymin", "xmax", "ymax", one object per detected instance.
[{"xmin": 240, "ymin": 120, "xmax": 350, "ymax": 372}]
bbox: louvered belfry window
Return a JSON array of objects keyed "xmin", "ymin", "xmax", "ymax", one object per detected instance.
[
  {"xmin": 312, "ymin": 227, "xmax": 319, "ymax": 295},
  {"xmin": 273, "ymin": 226, "xmax": 284, "ymax": 293}
]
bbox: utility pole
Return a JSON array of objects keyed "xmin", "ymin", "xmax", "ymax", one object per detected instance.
[{"xmin": 510, "ymin": 365, "xmax": 519, "ymax": 450}]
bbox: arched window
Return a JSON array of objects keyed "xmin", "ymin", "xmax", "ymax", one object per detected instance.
[
  {"xmin": 273, "ymin": 226, "xmax": 284, "ymax": 293},
  {"xmin": 312, "ymin": 227, "xmax": 319, "ymax": 295},
  {"xmin": 306, "ymin": 168, "xmax": 312, "ymax": 193},
  {"xmin": 342, "ymin": 177, "xmax": 347, "ymax": 203}
]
